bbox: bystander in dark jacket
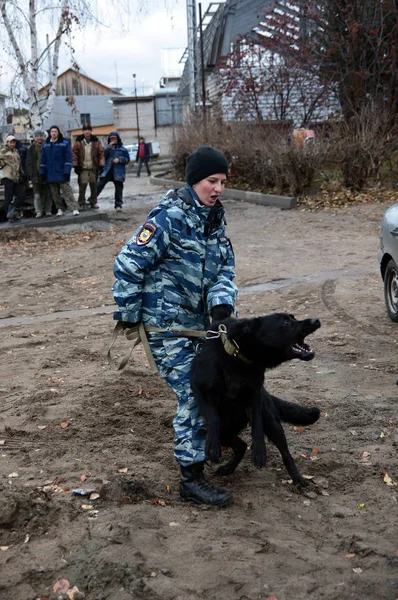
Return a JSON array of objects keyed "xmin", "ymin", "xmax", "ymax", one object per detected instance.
[
  {"xmin": 97, "ymin": 131, "xmax": 129, "ymax": 211},
  {"xmin": 27, "ymin": 129, "xmax": 52, "ymax": 218},
  {"xmin": 40, "ymin": 125, "xmax": 79, "ymax": 217},
  {"xmin": 72, "ymin": 123, "xmax": 105, "ymax": 209},
  {"xmin": 135, "ymin": 137, "xmax": 151, "ymax": 177}
]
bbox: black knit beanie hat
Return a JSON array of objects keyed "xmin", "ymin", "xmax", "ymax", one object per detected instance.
[{"xmin": 186, "ymin": 146, "xmax": 228, "ymax": 186}]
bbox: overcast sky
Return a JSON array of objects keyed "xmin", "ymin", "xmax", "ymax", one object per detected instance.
[
  {"xmin": 0, "ymin": 0, "xmax": 216, "ymax": 98},
  {"xmin": 58, "ymin": 0, "xmax": 214, "ymax": 96}
]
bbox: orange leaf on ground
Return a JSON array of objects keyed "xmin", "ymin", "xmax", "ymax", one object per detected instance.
[
  {"xmin": 312, "ymin": 448, "xmax": 319, "ymax": 453},
  {"xmin": 60, "ymin": 421, "xmax": 70, "ymax": 429}
]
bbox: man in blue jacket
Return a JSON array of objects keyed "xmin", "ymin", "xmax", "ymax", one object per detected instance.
[
  {"xmin": 97, "ymin": 132, "xmax": 130, "ymax": 211},
  {"xmin": 40, "ymin": 126, "xmax": 79, "ymax": 216}
]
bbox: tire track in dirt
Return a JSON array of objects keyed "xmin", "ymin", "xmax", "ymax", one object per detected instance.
[{"xmin": 320, "ymin": 279, "xmax": 381, "ymax": 335}]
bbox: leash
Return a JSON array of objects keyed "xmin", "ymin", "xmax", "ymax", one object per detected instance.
[
  {"xmin": 107, "ymin": 321, "xmax": 251, "ymax": 374},
  {"xmin": 207, "ymin": 323, "xmax": 253, "ymax": 365},
  {"xmin": 107, "ymin": 321, "xmax": 207, "ymax": 373}
]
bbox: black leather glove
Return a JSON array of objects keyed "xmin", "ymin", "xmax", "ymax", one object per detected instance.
[
  {"xmin": 210, "ymin": 304, "xmax": 233, "ymax": 322},
  {"xmin": 64, "ymin": 173, "xmax": 71, "ymax": 182},
  {"xmin": 74, "ymin": 167, "xmax": 82, "ymax": 175}
]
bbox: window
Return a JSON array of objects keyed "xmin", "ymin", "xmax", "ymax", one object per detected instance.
[{"xmin": 80, "ymin": 113, "xmax": 91, "ymax": 126}]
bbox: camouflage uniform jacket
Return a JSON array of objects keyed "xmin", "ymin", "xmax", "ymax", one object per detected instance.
[{"xmin": 113, "ymin": 186, "xmax": 237, "ymax": 330}]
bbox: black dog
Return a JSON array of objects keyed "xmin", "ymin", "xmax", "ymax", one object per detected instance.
[{"xmin": 191, "ymin": 313, "xmax": 321, "ymax": 489}]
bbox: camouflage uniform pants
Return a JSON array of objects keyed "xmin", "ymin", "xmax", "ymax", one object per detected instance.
[
  {"xmin": 49, "ymin": 182, "xmax": 78, "ymax": 212},
  {"xmin": 148, "ymin": 333, "xmax": 206, "ymax": 466}
]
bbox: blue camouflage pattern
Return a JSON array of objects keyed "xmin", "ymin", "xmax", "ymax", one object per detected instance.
[
  {"xmin": 148, "ymin": 333, "xmax": 207, "ymax": 466},
  {"xmin": 113, "ymin": 186, "xmax": 237, "ymax": 329},
  {"xmin": 112, "ymin": 185, "xmax": 237, "ymax": 465}
]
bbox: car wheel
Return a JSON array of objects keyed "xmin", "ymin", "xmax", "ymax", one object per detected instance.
[{"xmin": 384, "ymin": 259, "xmax": 398, "ymax": 322}]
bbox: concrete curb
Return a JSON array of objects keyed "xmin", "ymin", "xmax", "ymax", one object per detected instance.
[
  {"xmin": 0, "ymin": 211, "xmax": 110, "ymax": 230},
  {"xmin": 149, "ymin": 174, "xmax": 297, "ymax": 209}
]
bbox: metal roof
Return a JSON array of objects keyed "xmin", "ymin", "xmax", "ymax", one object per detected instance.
[{"xmin": 178, "ymin": 0, "xmax": 275, "ymax": 96}]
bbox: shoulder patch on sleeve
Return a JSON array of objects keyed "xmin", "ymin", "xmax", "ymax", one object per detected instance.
[{"xmin": 136, "ymin": 222, "xmax": 157, "ymax": 246}]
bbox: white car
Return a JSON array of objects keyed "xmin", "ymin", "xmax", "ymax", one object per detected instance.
[
  {"xmin": 124, "ymin": 143, "xmax": 139, "ymax": 162},
  {"xmin": 378, "ymin": 202, "xmax": 398, "ymax": 322},
  {"xmin": 124, "ymin": 141, "xmax": 161, "ymax": 162}
]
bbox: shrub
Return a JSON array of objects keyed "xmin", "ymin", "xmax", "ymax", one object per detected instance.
[{"xmin": 171, "ymin": 117, "xmax": 330, "ymax": 195}]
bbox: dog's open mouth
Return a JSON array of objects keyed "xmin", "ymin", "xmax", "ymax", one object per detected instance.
[{"xmin": 291, "ymin": 339, "xmax": 315, "ymax": 361}]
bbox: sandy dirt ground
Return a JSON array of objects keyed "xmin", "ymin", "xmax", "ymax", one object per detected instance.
[{"xmin": 1, "ymin": 175, "xmax": 398, "ymax": 600}]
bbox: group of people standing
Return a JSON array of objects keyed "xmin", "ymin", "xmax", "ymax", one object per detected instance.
[{"xmin": 0, "ymin": 123, "xmax": 133, "ymax": 222}]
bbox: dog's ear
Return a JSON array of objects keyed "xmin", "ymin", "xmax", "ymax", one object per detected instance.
[{"xmin": 229, "ymin": 317, "xmax": 258, "ymax": 339}]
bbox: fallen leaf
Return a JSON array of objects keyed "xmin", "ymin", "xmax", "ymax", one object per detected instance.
[
  {"xmin": 80, "ymin": 474, "xmax": 87, "ymax": 481},
  {"xmin": 346, "ymin": 553, "xmax": 356, "ymax": 558},
  {"xmin": 8, "ymin": 472, "xmax": 18, "ymax": 478},
  {"xmin": 358, "ymin": 503, "xmax": 366, "ymax": 509},
  {"xmin": 150, "ymin": 571, "xmax": 157, "ymax": 577},
  {"xmin": 151, "ymin": 498, "xmax": 166, "ymax": 506},
  {"xmin": 37, "ymin": 425, "xmax": 47, "ymax": 430},
  {"xmin": 353, "ymin": 567, "xmax": 363, "ymax": 574},
  {"xmin": 165, "ymin": 484, "xmax": 171, "ymax": 493},
  {"xmin": 137, "ymin": 386, "xmax": 143, "ymax": 395},
  {"xmin": 361, "ymin": 451, "xmax": 370, "ymax": 459},
  {"xmin": 0, "ymin": 546, "xmax": 9, "ymax": 551},
  {"xmin": 312, "ymin": 447, "xmax": 319, "ymax": 453},
  {"xmin": 53, "ymin": 579, "xmax": 70, "ymax": 593},
  {"xmin": 169, "ymin": 521, "xmax": 180, "ymax": 526},
  {"xmin": 24, "ymin": 534, "xmax": 30, "ymax": 543},
  {"xmin": 118, "ymin": 467, "xmax": 128, "ymax": 473},
  {"xmin": 383, "ymin": 472, "xmax": 397, "ymax": 486},
  {"xmin": 81, "ymin": 504, "xmax": 94, "ymax": 510},
  {"xmin": 54, "ymin": 477, "xmax": 67, "ymax": 484},
  {"xmin": 60, "ymin": 421, "xmax": 70, "ymax": 429},
  {"xmin": 89, "ymin": 492, "xmax": 100, "ymax": 500}
]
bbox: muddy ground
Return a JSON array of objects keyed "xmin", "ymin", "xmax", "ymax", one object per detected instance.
[{"xmin": 1, "ymin": 184, "xmax": 398, "ymax": 600}]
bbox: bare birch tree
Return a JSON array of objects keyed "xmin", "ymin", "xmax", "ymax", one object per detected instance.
[{"xmin": 0, "ymin": 0, "xmax": 138, "ymax": 131}]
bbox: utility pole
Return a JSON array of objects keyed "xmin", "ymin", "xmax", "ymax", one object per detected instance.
[
  {"xmin": 133, "ymin": 73, "xmax": 140, "ymax": 142},
  {"xmin": 186, "ymin": 0, "xmax": 198, "ymax": 111},
  {"xmin": 198, "ymin": 3, "xmax": 206, "ymax": 122}
]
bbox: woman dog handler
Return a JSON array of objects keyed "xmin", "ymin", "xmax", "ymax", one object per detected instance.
[{"xmin": 112, "ymin": 146, "xmax": 237, "ymax": 506}]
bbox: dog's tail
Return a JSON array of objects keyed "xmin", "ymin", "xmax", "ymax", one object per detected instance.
[{"xmin": 271, "ymin": 395, "xmax": 320, "ymax": 425}]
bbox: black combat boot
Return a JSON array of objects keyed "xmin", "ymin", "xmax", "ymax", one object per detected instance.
[{"xmin": 179, "ymin": 462, "xmax": 232, "ymax": 506}]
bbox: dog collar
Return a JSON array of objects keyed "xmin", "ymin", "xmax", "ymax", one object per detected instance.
[{"xmin": 218, "ymin": 324, "xmax": 252, "ymax": 364}]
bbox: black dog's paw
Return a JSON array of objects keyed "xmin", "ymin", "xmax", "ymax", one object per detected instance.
[
  {"xmin": 205, "ymin": 438, "xmax": 221, "ymax": 463},
  {"xmin": 216, "ymin": 462, "xmax": 237, "ymax": 477},
  {"xmin": 308, "ymin": 407, "xmax": 321, "ymax": 424},
  {"xmin": 251, "ymin": 447, "xmax": 267, "ymax": 469},
  {"xmin": 292, "ymin": 474, "xmax": 309, "ymax": 490}
]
